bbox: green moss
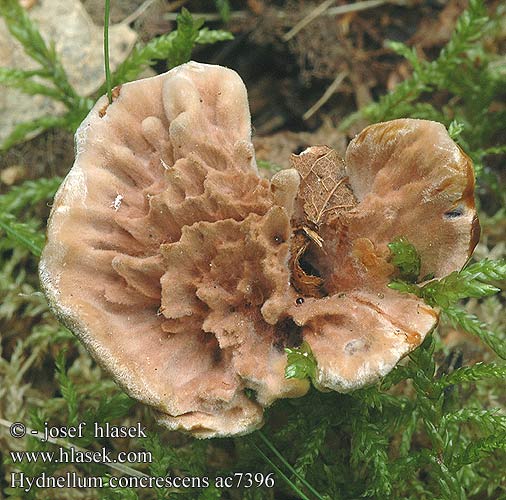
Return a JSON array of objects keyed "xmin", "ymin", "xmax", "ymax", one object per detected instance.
[{"xmin": 0, "ymin": 0, "xmax": 505, "ymax": 498}]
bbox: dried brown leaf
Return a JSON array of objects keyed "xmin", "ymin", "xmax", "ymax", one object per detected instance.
[
  {"xmin": 289, "ymin": 229, "xmax": 325, "ymax": 297},
  {"xmin": 289, "ymin": 145, "xmax": 357, "ymax": 297},
  {"xmin": 290, "ymin": 145, "xmax": 356, "ymax": 226}
]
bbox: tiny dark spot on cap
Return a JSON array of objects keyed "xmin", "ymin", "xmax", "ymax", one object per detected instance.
[
  {"xmin": 296, "ymin": 297, "xmax": 304, "ymax": 305},
  {"xmin": 344, "ymin": 339, "xmax": 369, "ymax": 355},
  {"xmin": 444, "ymin": 207, "xmax": 464, "ymax": 219}
]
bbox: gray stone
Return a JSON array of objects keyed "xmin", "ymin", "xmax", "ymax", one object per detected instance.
[{"xmin": 0, "ymin": 0, "xmax": 137, "ymax": 145}]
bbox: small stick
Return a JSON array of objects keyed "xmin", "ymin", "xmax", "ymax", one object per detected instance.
[
  {"xmin": 122, "ymin": 0, "xmax": 189, "ymax": 26},
  {"xmin": 164, "ymin": 11, "xmax": 249, "ymax": 21},
  {"xmin": 121, "ymin": 0, "xmax": 158, "ymax": 25},
  {"xmin": 283, "ymin": 0, "xmax": 336, "ymax": 42},
  {"xmin": 303, "ymin": 70, "xmax": 348, "ymax": 120},
  {"xmin": 104, "ymin": 0, "xmax": 112, "ymax": 103},
  {"xmin": 283, "ymin": 0, "xmax": 387, "ymax": 42}
]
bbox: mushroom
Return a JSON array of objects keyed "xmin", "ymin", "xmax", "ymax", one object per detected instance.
[{"xmin": 40, "ymin": 62, "xmax": 479, "ymax": 437}]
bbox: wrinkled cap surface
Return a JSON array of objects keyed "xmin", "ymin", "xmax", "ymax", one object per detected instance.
[{"xmin": 40, "ymin": 62, "xmax": 479, "ymax": 437}]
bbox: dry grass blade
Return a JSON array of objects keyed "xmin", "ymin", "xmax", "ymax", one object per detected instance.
[
  {"xmin": 303, "ymin": 70, "xmax": 349, "ymax": 120},
  {"xmin": 283, "ymin": 0, "xmax": 387, "ymax": 42}
]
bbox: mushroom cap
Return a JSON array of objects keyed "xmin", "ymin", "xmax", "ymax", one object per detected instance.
[{"xmin": 40, "ymin": 62, "xmax": 478, "ymax": 437}]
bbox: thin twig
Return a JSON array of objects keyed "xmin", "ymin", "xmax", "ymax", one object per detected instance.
[
  {"xmin": 283, "ymin": 0, "xmax": 387, "ymax": 42},
  {"xmin": 123, "ymin": 0, "xmax": 189, "ymax": 25},
  {"xmin": 104, "ymin": 0, "xmax": 112, "ymax": 103},
  {"xmin": 252, "ymin": 443, "xmax": 312, "ymax": 500},
  {"xmin": 283, "ymin": 0, "xmax": 336, "ymax": 42},
  {"xmin": 163, "ymin": 2, "xmax": 390, "ymax": 23},
  {"xmin": 164, "ymin": 11, "xmax": 249, "ymax": 21},
  {"xmin": 327, "ymin": 0, "xmax": 387, "ymax": 15},
  {"xmin": 256, "ymin": 431, "xmax": 326, "ymax": 500},
  {"xmin": 303, "ymin": 70, "xmax": 349, "ymax": 120},
  {"xmin": 166, "ymin": 0, "xmax": 190, "ymax": 11},
  {"xmin": 121, "ymin": 0, "xmax": 158, "ymax": 26}
]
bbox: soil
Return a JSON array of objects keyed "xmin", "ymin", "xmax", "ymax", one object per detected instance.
[{"xmin": 0, "ymin": 0, "xmax": 502, "ymax": 185}]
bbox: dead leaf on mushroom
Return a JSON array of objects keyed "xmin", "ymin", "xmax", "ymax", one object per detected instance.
[
  {"xmin": 289, "ymin": 229, "xmax": 325, "ymax": 297},
  {"xmin": 291, "ymin": 145, "xmax": 356, "ymax": 226},
  {"xmin": 289, "ymin": 146, "xmax": 357, "ymax": 297}
]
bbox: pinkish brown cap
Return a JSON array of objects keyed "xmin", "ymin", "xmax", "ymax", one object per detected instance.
[
  {"xmin": 281, "ymin": 120, "xmax": 479, "ymax": 391},
  {"xmin": 40, "ymin": 61, "xmax": 478, "ymax": 437},
  {"xmin": 40, "ymin": 62, "xmax": 307, "ymax": 438}
]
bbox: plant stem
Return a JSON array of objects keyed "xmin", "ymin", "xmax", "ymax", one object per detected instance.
[
  {"xmin": 257, "ymin": 431, "xmax": 326, "ymax": 500},
  {"xmin": 252, "ymin": 443, "xmax": 312, "ymax": 500},
  {"xmin": 104, "ymin": 0, "xmax": 112, "ymax": 103}
]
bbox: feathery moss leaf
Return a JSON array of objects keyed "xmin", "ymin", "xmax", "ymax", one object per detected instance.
[
  {"xmin": 0, "ymin": 0, "xmax": 79, "ymax": 105},
  {"xmin": 441, "ymin": 408, "xmax": 506, "ymax": 435},
  {"xmin": 439, "ymin": 362, "xmax": 506, "ymax": 386},
  {"xmin": 388, "ymin": 236, "xmax": 421, "ymax": 282},
  {"xmin": 0, "ymin": 67, "xmax": 62, "ymax": 99},
  {"xmin": 106, "ymin": 12, "xmax": 233, "ymax": 89},
  {"xmin": 359, "ymin": 0, "xmax": 490, "ymax": 125},
  {"xmin": 214, "ymin": 0, "xmax": 231, "ymax": 23},
  {"xmin": 0, "ymin": 115, "xmax": 69, "ymax": 151},
  {"xmin": 396, "ymin": 259, "xmax": 505, "ymax": 307},
  {"xmin": 389, "ymin": 258, "xmax": 505, "ymax": 312},
  {"xmin": 0, "ymin": 212, "xmax": 44, "ymax": 256},
  {"xmin": 452, "ymin": 433, "xmax": 506, "ymax": 470},
  {"xmin": 448, "ymin": 119, "xmax": 465, "ymax": 140},
  {"xmin": 54, "ymin": 350, "xmax": 79, "ymax": 427},
  {"xmin": 285, "ymin": 341, "xmax": 317, "ymax": 383},
  {"xmin": 351, "ymin": 419, "xmax": 392, "ymax": 497},
  {"xmin": 196, "ymin": 27, "xmax": 234, "ymax": 45},
  {"xmin": 293, "ymin": 417, "xmax": 329, "ymax": 485},
  {"xmin": 0, "ymin": 0, "xmax": 55, "ymax": 67},
  {"xmin": 0, "ymin": 177, "xmax": 62, "ymax": 213},
  {"xmin": 168, "ymin": 8, "xmax": 204, "ymax": 68},
  {"xmin": 443, "ymin": 307, "xmax": 506, "ymax": 359}
]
